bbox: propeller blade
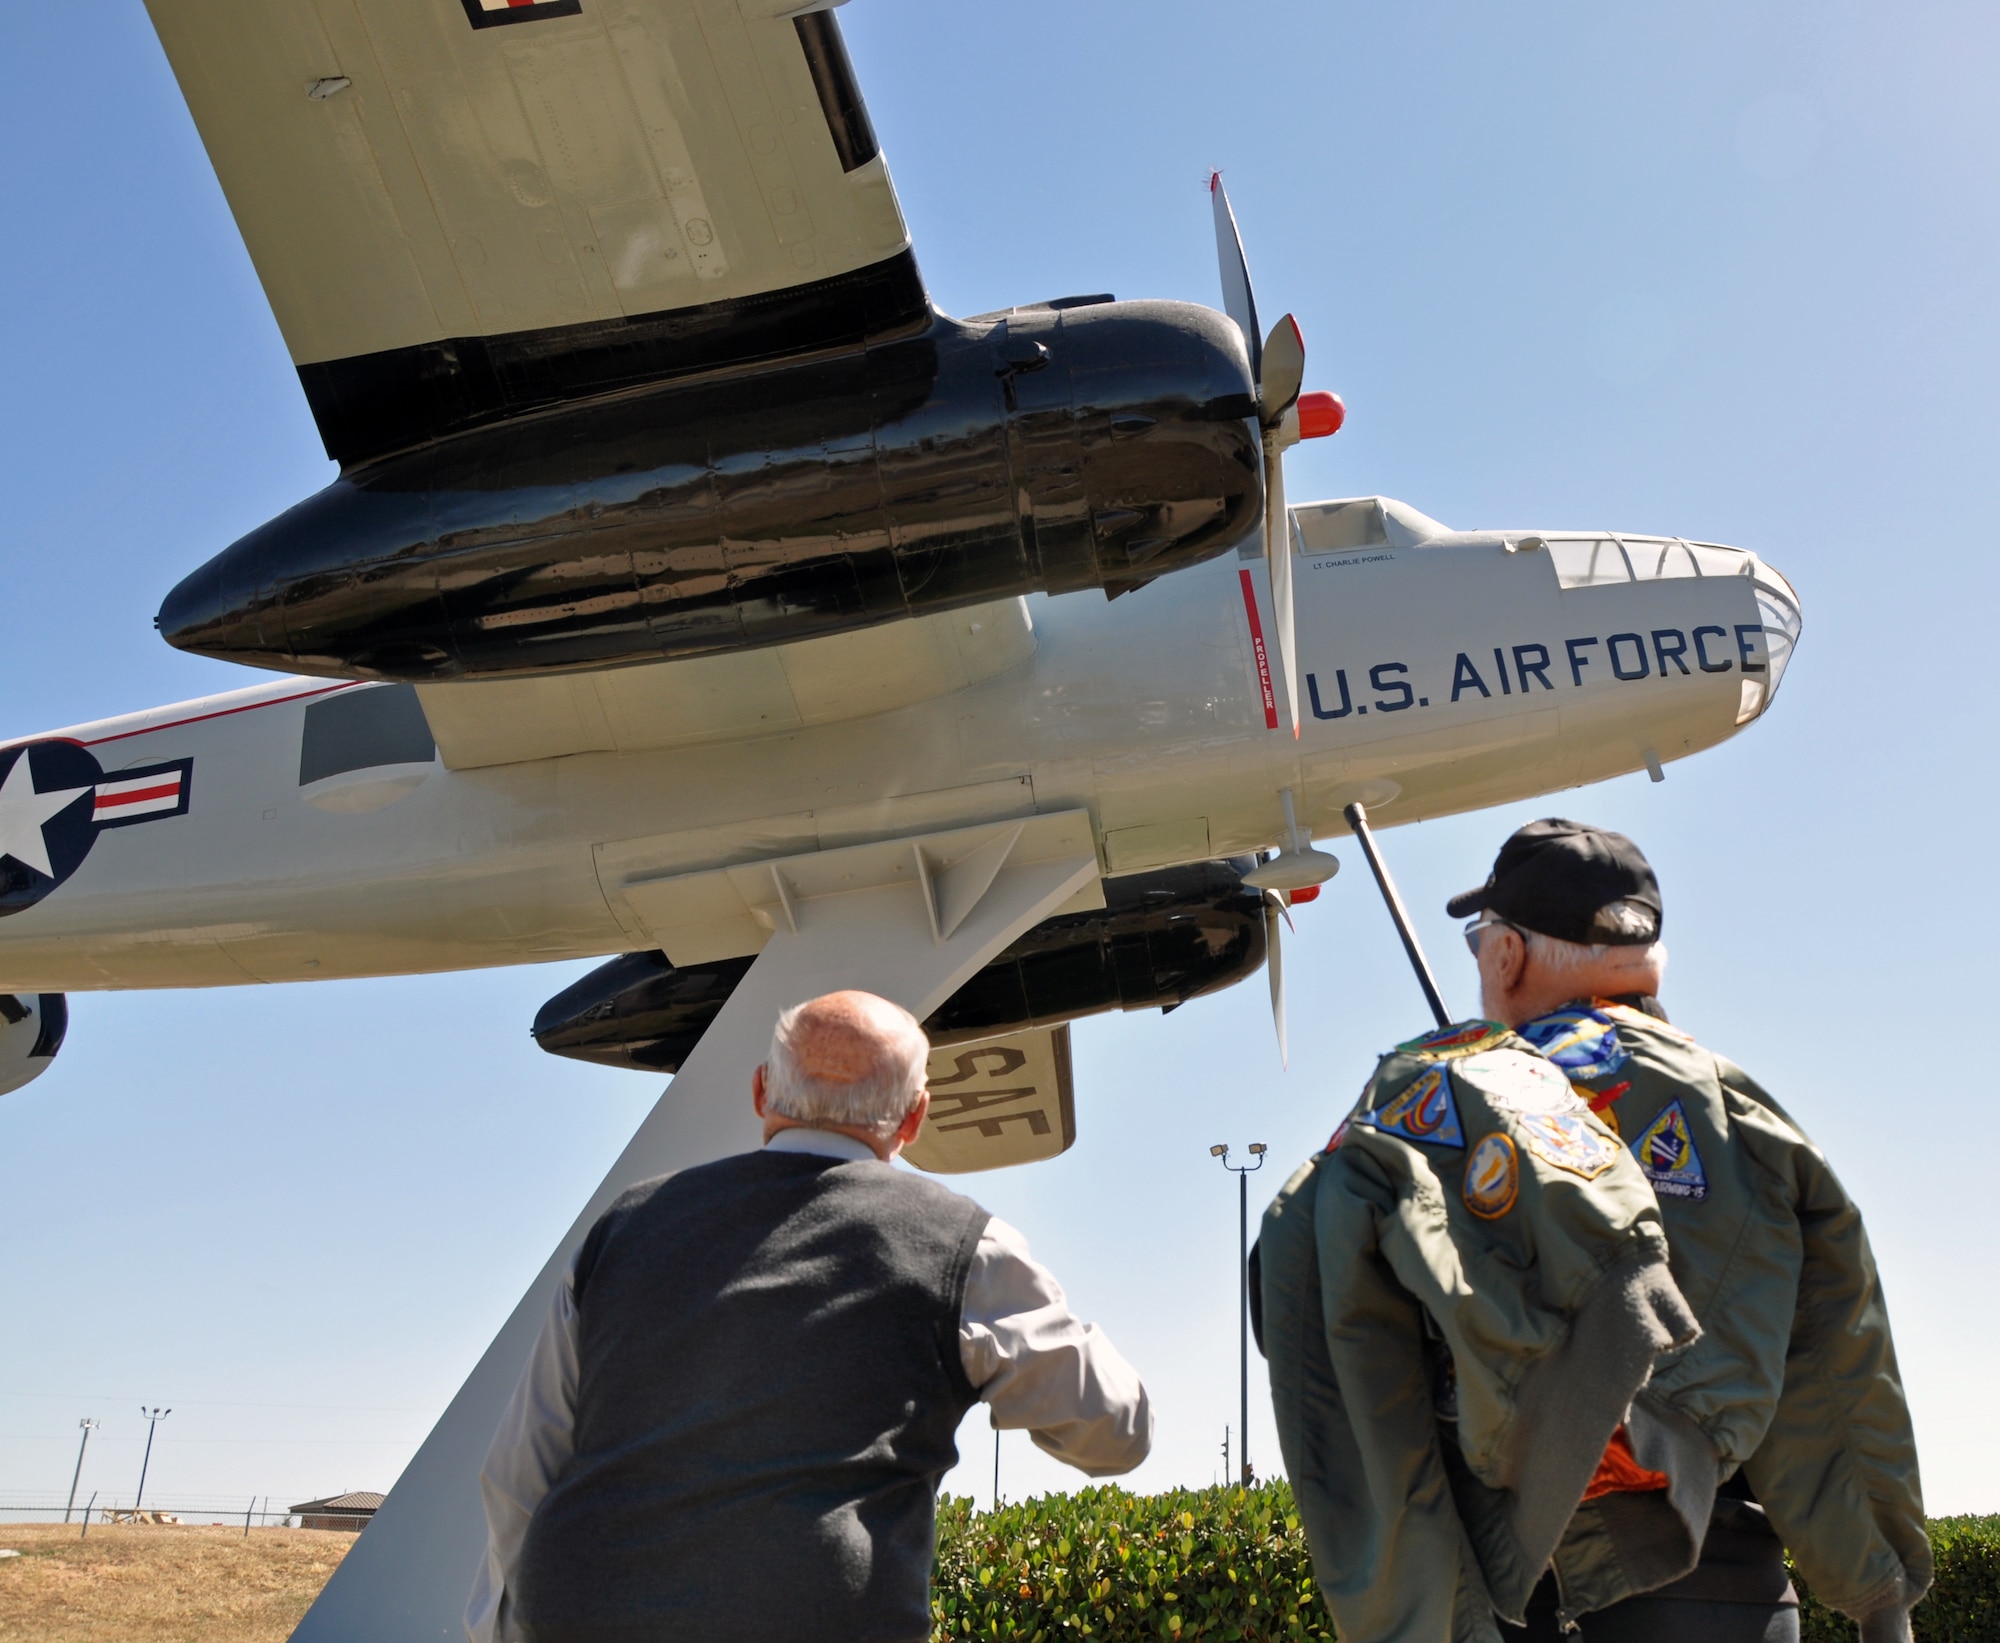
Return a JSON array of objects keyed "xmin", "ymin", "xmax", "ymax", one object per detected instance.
[
  {"xmin": 1264, "ymin": 437, "xmax": 1299, "ymax": 737},
  {"xmin": 1260, "ymin": 314, "xmax": 1305, "ymax": 425},
  {"xmin": 1209, "ymin": 173, "xmax": 1262, "ymax": 383},
  {"xmin": 1263, "ymin": 890, "xmax": 1288, "ymax": 1070}
]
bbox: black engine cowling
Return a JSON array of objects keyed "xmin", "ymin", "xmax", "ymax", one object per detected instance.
[
  {"xmin": 0, "ymin": 993, "xmax": 67, "ymax": 1097},
  {"xmin": 158, "ymin": 300, "xmax": 1260, "ymax": 682},
  {"xmin": 533, "ymin": 859, "xmax": 1265, "ymax": 1075}
]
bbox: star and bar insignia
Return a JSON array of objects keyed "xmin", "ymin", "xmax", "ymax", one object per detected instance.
[{"xmin": 0, "ymin": 741, "xmax": 193, "ymax": 919}]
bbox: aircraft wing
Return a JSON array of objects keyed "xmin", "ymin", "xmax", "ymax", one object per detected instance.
[
  {"xmin": 903, "ymin": 1026, "xmax": 1077, "ymax": 1174},
  {"xmin": 145, "ymin": 0, "xmax": 922, "ymax": 465}
]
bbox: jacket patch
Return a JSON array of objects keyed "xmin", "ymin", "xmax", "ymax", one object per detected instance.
[
  {"xmin": 1457, "ymin": 1050, "xmax": 1583, "ymax": 1116},
  {"xmin": 1632, "ymin": 1100, "xmax": 1708, "ymax": 1200},
  {"xmin": 1515, "ymin": 1110, "xmax": 1624, "ymax": 1179},
  {"xmin": 1325, "ymin": 1117, "xmax": 1350, "ymax": 1154},
  {"xmin": 1463, "ymin": 1133, "xmax": 1519, "ymax": 1218},
  {"xmin": 1364, "ymin": 1066, "xmax": 1465, "ymax": 1148},
  {"xmin": 1395, "ymin": 1020, "xmax": 1509, "ymax": 1059},
  {"xmin": 1517, "ymin": 1005, "xmax": 1631, "ymax": 1083}
]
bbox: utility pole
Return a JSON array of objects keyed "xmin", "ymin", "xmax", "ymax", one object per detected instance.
[
  {"xmin": 134, "ymin": 1407, "xmax": 171, "ymax": 1513},
  {"xmin": 1210, "ymin": 1143, "xmax": 1267, "ymax": 1486},
  {"xmin": 64, "ymin": 1419, "xmax": 98, "ymax": 1523}
]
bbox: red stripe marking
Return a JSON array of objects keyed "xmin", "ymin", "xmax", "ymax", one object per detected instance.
[
  {"xmin": 96, "ymin": 781, "xmax": 180, "ymax": 809},
  {"xmin": 1237, "ymin": 568, "xmax": 1279, "ymax": 730},
  {"xmin": 77, "ymin": 683, "xmax": 359, "ymax": 749}
]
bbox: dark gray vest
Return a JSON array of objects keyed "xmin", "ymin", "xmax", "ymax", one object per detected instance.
[{"xmin": 515, "ymin": 1149, "xmax": 989, "ymax": 1643}]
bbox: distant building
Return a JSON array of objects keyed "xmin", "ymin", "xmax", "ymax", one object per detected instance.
[{"xmin": 290, "ymin": 1491, "xmax": 384, "ymax": 1532}]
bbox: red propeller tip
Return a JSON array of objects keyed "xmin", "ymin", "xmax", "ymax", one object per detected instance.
[
  {"xmin": 1288, "ymin": 885, "xmax": 1321, "ymax": 904},
  {"xmin": 1298, "ymin": 391, "xmax": 1345, "ymax": 439}
]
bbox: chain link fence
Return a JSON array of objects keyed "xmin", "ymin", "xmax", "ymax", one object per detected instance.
[{"xmin": 0, "ymin": 1492, "xmax": 315, "ymax": 1529}]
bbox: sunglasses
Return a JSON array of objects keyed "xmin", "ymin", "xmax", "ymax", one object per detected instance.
[{"xmin": 1462, "ymin": 916, "xmax": 1520, "ymax": 957}]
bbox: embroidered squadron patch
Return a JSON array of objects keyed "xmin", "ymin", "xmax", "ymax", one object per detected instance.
[
  {"xmin": 1517, "ymin": 1006, "xmax": 1630, "ymax": 1083},
  {"xmin": 1463, "ymin": 1133, "xmax": 1519, "ymax": 1218},
  {"xmin": 1632, "ymin": 1100, "xmax": 1708, "ymax": 1200},
  {"xmin": 1455, "ymin": 1050, "xmax": 1583, "ymax": 1117},
  {"xmin": 1516, "ymin": 1110, "xmax": 1624, "ymax": 1179},
  {"xmin": 1396, "ymin": 1020, "xmax": 1509, "ymax": 1059},
  {"xmin": 1363, "ymin": 1066, "xmax": 1466, "ymax": 1149}
]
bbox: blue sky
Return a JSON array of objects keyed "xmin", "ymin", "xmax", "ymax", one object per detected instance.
[{"xmin": 2, "ymin": 0, "xmax": 1997, "ymax": 1523}]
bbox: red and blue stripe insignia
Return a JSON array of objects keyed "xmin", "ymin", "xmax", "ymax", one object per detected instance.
[
  {"xmin": 93, "ymin": 759, "xmax": 193, "ymax": 829},
  {"xmin": 461, "ymin": 0, "xmax": 583, "ymax": 28}
]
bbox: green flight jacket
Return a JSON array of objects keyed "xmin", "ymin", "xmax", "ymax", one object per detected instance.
[
  {"xmin": 1515, "ymin": 1000, "xmax": 1928, "ymax": 1631},
  {"xmin": 1260, "ymin": 1022, "xmax": 1707, "ymax": 1642},
  {"xmin": 1263, "ymin": 1008, "xmax": 1930, "ymax": 1643}
]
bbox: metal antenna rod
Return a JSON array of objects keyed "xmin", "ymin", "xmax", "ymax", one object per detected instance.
[{"xmin": 1342, "ymin": 802, "xmax": 1452, "ymax": 1029}]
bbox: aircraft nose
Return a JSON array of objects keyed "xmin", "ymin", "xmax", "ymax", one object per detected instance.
[
  {"xmin": 1740, "ymin": 555, "xmax": 1801, "ymax": 723},
  {"xmin": 1540, "ymin": 534, "xmax": 1800, "ymax": 724}
]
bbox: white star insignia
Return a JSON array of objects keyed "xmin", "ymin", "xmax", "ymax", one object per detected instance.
[{"xmin": 0, "ymin": 753, "xmax": 91, "ymax": 879}]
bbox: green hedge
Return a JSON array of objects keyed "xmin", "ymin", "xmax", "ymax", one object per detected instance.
[
  {"xmin": 1796, "ymin": 1515, "xmax": 2000, "ymax": 1642},
  {"xmin": 931, "ymin": 1484, "xmax": 2000, "ymax": 1642}
]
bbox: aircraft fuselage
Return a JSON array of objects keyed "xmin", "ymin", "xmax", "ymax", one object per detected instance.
[{"xmin": 0, "ymin": 504, "xmax": 1797, "ymax": 994}]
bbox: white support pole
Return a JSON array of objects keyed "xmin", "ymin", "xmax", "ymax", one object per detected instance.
[{"xmin": 290, "ymin": 836, "xmax": 1099, "ymax": 1643}]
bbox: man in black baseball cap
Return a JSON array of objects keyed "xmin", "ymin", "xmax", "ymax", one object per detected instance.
[
  {"xmin": 1450, "ymin": 820, "xmax": 1667, "ymax": 1027},
  {"xmin": 1455, "ymin": 819, "xmax": 1926, "ymax": 1643}
]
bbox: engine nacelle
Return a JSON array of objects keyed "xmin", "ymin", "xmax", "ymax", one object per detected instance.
[
  {"xmin": 158, "ymin": 301, "xmax": 1260, "ymax": 683},
  {"xmin": 0, "ymin": 993, "xmax": 67, "ymax": 1097},
  {"xmin": 533, "ymin": 859, "xmax": 1266, "ymax": 1075}
]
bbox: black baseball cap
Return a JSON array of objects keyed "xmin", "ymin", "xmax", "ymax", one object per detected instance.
[{"xmin": 1445, "ymin": 819, "xmax": 1662, "ymax": 946}]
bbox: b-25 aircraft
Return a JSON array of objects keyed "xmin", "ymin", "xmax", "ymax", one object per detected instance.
[{"xmin": 0, "ymin": 2, "xmax": 1799, "ymax": 1635}]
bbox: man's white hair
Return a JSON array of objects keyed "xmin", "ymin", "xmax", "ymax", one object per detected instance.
[
  {"xmin": 1522, "ymin": 903, "xmax": 1669, "ymax": 985},
  {"xmin": 762, "ymin": 996, "xmax": 930, "ymax": 1138}
]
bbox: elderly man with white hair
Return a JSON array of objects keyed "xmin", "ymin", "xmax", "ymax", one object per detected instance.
[
  {"xmin": 1263, "ymin": 819, "xmax": 1926, "ymax": 1643},
  {"xmin": 467, "ymin": 989, "xmax": 1150, "ymax": 1643}
]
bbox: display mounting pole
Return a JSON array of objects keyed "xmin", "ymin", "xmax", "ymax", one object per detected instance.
[{"xmin": 1342, "ymin": 802, "xmax": 1452, "ymax": 1029}]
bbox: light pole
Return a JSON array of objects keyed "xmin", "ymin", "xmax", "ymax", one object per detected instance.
[
  {"xmin": 64, "ymin": 1420, "xmax": 98, "ymax": 1523},
  {"xmin": 1210, "ymin": 1142, "xmax": 1267, "ymax": 1486},
  {"xmin": 134, "ymin": 1407, "xmax": 171, "ymax": 1513}
]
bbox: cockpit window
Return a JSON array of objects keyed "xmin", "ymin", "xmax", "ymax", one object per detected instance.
[
  {"xmin": 1546, "ymin": 535, "xmax": 1750, "ymax": 589},
  {"xmin": 1293, "ymin": 497, "xmax": 1448, "ymax": 553}
]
